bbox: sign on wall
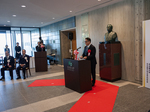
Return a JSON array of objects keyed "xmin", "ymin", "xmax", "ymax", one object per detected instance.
[{"xmin": 143, "ymin": 20, "xmax": 150, "ymax": 89}]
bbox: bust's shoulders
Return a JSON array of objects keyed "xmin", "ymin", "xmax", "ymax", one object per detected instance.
[{"xmin": 110, "ymin": 31, "xmax": 117, "ymax": 34}]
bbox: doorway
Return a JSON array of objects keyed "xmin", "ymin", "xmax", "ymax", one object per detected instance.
[{"xmin": 60, "ymin": 28, "xmax": 77, "ymax": 64}]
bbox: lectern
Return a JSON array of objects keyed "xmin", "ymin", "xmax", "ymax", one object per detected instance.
[
  {"xmin": 64, "ymin": 59, "xmax": 92, "ymax": 93},
  {"xmin": 34, "ymin": 51, "xmax": 48, "ymax": 72},
  {"xmin": 99, "ymin": 42, "xmax": 121, "ymax": 81}
]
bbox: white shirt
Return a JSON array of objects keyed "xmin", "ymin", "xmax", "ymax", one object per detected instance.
[{"xmin": 7, "ymin": 56, "xmax": 9, "ymax": 59}]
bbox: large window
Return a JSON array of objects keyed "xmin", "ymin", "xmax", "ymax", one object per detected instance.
[
  {"xmin": 22, "ymin": 31, "xmax": 32, "ymax": 56},
  {"xmin": 10, "ymin": 28, "xmax": 40, "ymax": 57},
  {"xmin": 0, "ymin": 32, "xmax": 7, "ymax": 57},
  {"xmin": 31, "ymin": 28, "xmax": 40, "ymax": 54}
]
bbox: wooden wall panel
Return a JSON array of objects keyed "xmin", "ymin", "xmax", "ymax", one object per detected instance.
[
  {"xmin": 60, "ymin": 31, "xmax": 71, "ymax": 64},
  {"xmin": 76, "ymin": 0, "xmax": 147, "ymax": 83}
]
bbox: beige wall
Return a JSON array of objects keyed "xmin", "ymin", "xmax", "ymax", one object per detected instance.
[{"xmin": 76, "ymin": 0, "xmax": 150, "ymax": 83}]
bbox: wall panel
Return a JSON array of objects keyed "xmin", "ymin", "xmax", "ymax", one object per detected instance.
[{"xmin": 76, "ymin": 0, "xmax": 147, "ymax": 83}]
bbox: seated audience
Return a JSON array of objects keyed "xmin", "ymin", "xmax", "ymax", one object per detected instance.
[
  {"xmin": 16, "ymin": 49, "xmax": 29, "ymax": 79},
  {"xmin": 4, "ymin": 45, "xmax": 10, "ymax": 53},
  {"xmin": 0, "ymin": 51, "xmax": 14, "ymax": 80},
  {"xmin": 36, "ymin": 42, "xmax": 41, "ymax": 52}
]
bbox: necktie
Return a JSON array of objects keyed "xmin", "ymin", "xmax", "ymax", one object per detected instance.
[{"xmin": 84, "ymin": 46, "xmax": 88, "ymax": 55}]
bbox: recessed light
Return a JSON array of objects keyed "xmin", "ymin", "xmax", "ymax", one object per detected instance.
[
  {"xmin": 70, "ymin": 11, "xmax": 72, "ymax": 12},
  {"xmin": 53, "ymin": 18, "xmax": 55, "ymax": 19},
  {"xmin": 12, "ymin": 15, "xmax": 16, "ymax": 17},
  {"xmin": 7, "ymin": 21, "xmax": 10, "ymax": 22},
  {"xmin": 21, "ymin": 5, "xmax": 26, "ymax": 8},
  {"xmin": 4, "ymin": 25, "xmax": 6, "ymax": 26},
  {"xmin": 33, "ymin": 26, "xmax": 35, "ymax": 27},
  {"xmin": 41, "ymin": 22, "xmax": 43, "ymax": 24},
  {"xmin": 98, "ymin": 0, "xmax": 101, "ymax": 1}
]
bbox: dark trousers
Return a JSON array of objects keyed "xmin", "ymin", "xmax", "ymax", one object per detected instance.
[
  {"xmin": 16, "ymin": 65, "xmax": 26, "ymax": 78},
  {"xmin": 1, "ymin": 66, "xmax": 13, "ymax": 79},
  {"xmin": 91, "ymin": 64, "xmax": 96, "ymax": 84}
]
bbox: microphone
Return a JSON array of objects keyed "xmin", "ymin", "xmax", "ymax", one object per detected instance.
[{"xmin": 76, "ymin": 47, "xmax": 81, "ymax": 51}]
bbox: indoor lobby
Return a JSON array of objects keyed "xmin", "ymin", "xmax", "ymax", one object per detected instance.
[{"xmin": 0, "ymin": 0, "xmax": 150, "ymax": 112}]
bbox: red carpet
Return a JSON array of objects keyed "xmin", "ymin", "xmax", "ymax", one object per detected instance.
[
  {"xmin": 69, "ymin": 80, "xmax": 119, "ymax": 112},
  {"xmin": 28, "ymin": 79, "xmax": 65, "ymax": 87}
]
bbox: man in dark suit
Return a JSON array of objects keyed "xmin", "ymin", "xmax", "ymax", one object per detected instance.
[
  {"xmin": 36, "ymin": 42, "xmax": 41, "ymax": 52},
  {"xmin": 0, "ymin": 51, "xmax": 14, "ymax": 80},
  {"xmin": 80, "ymin": 37, "xmax": 97, "ymax": 86},
  {"xmin": 16, "ymin": 49, "xmax": 29, "ymax": 79}
]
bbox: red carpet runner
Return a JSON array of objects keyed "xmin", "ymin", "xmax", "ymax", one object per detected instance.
[
  {"xmin": 28, "ymin": 79, "xmax": 119, "ymax": 112},
  {"xmin": 69, "ymin": 80, "xmax": 119, "ymax": 112},
  {"xmin": 28, "ymin": 79, "xmax": 65, "ymax": 87}
]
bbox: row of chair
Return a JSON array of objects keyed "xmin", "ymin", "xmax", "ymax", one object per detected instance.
[{"xmin": 1, "ymin": 58, "xmax": 31, "ymax": 78}]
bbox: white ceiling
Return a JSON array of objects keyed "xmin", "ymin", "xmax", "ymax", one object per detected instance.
[{"xmin": 0, "ymin": 0, "xmax": 123, "ymax": 27}]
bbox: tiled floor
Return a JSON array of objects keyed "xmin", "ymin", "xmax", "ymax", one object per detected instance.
[{"xmin": 0, "ymin": 65, "xmax": 147, "ymax": 112}]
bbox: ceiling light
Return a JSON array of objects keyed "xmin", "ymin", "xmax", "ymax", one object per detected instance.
[
  {"xmin": 33, "ymin": 26, "xmax": 35, "ymax": 27},
  {"xmin": 98, "ymin": 0, "xmax": 101, "ymax": 1},
  {"xmin": 53, "ymin": 18, "xmax": 55, "ymax": 19},
  {"xmin": 4, "ymin": 25, "xmax": 6, "ymax": 26},
  {"xmin": 12, "ymin": 15, "xmax": 16, "ymax": 17},
  {"xmin": 21, "ymin": 5, "xmax": 26, "ymax": 8},
  {"xmin": 41, "ymin": 22, "xmax": 43, "ymax": 24},
  {"xmin": 70, "ymin": 10, "xmax": 72, "ymax": 12},
  {"xmin": 7, "ymin": 21, "xmax": 10, "ymax": 22}
]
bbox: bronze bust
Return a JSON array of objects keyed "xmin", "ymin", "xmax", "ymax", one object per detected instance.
[{"xmin": 104, "ymin": 24, "xmax": 118, "ymax": 42}]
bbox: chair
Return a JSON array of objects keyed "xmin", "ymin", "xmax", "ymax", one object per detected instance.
[
  {"xmin": 48, "ymin": 49, "xmax": 58, "ymax": 65},
  {"xmin": 20, "ymin": 57, "xmax": 31, "ymax": 78}
]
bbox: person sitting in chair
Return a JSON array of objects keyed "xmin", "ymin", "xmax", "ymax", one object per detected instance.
[
  {"xmin": 0, "ymin": 51, "xmax": 14, "ymax": 80},
  {"xmin": 16, "ymin": 49, "xmax": 29, "ymax": 80}
]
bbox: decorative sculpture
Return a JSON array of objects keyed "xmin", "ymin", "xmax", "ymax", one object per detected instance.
[{"xmin": 104, "ymin": 24, "xmax": 118, "ymax": 42}]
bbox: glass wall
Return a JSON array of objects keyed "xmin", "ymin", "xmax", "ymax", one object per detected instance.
[
  {"xmin": 0, "ymin": 30, "xmax": 12, "ymax": 57},
  {"xmin": 41, "ymin": 17, "xmax": 76, "ymax": 64},
  {"xmin": 0, "ymin": 17, "xmax": 75, "ymax": 64},
  {"xmin": 31, "ymin": 28, "xmax": 40, "ymax": 56},
  {"xmin": 0, "ymin": 32, "xmax": 7, "ymax": 57},
  {"xmin": 22, "ymin": 31, "xmax": 32, "ymax": 56},
  {"xmin": 11, "ymin": 27, "xmax": 40, "ymax": 57}
]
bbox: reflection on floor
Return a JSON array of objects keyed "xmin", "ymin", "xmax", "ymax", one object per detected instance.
[{"xmin": 0, "ymin": 65, "xmax": 148, "ymax": 112}]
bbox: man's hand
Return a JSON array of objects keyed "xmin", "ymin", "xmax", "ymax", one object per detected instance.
[
  {"xmin": 80, "ymin": 56, "xmax": 83, "ymax": 59},
  {"xmin": 20, "ymin": 64, "xmax": 24, "ymax": 67},
  {"xmin": 83, "ymin": 56, "xmax": 87, "ymax": 59},
  {"xmin": 9, "ymin": 65, "xmax": 12, "ymax": 68},
  {"xmin": 3, "ymin": 66, "xmax": 5, "ymax": 68}
]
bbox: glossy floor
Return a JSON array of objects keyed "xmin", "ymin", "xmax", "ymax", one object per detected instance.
[{"xmin": 0, "ymin": 65, "xmax": 148, "ymax": 112}]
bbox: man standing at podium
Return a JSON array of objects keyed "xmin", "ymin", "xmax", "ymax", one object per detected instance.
[{"xmin": 80, "ymin": 38, "xmax": 97, "ymax": 86}]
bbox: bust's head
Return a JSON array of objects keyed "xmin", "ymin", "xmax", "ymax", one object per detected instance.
[{"xmin": 107, "ymin": 24, "xmax": 113, "ymax": 33}]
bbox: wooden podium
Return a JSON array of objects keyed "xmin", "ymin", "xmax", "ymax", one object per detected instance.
[
  {"xmin": 34, "ymin": 51, "xmax": 48, "ymax": 72},
  {"xmin": 64, "ymin": 59, "xmax": 92, "ymax": 93},
  {"xmin": 99, "ymin": 42, "xmax": 121, "ymax": 81}
]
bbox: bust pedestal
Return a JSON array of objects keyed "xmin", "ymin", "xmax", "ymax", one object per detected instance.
[{"xmin": 99, "ymin": 42, "xmax": 121, "ymax": 81}]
